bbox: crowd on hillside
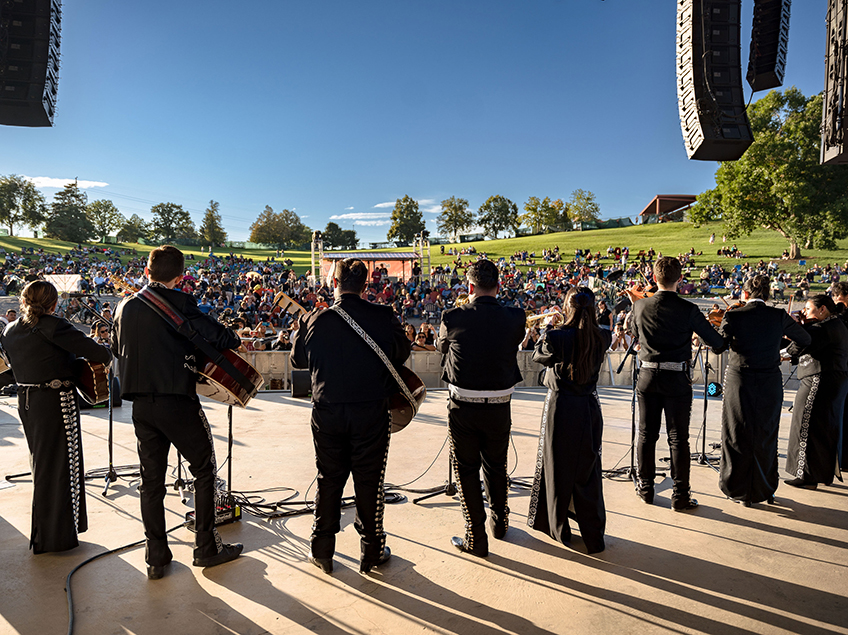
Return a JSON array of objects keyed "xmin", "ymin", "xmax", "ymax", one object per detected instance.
[{"xmin": 3, "ymin": 242, "xmax": 848, "ymax": 351}]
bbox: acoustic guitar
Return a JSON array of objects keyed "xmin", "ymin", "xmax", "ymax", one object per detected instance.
[
  {"xmin": 388, "ymin": 365, "xmax": 427, "ymax": 433},
  {"xmin": 73, "ymin": 359, "xmax": 110, "ymax": 405},
  {"xmin": 196, "ymin": 348, "xmax": 265, "ymax": 407}
]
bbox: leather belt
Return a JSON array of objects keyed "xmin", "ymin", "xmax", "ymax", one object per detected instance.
[
  {"xmin": 17, "ymin": 379, "xmax": 74, "ymax": 389},
  {"xmin": 640, "ymin": 361, "xmax": 688, "ymax": 372},
  {"xmin": 450, "ymin": 393, "xmax": 511, "ymax": 404}
]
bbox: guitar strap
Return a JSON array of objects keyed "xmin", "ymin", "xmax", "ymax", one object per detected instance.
[
  {"xmin": 330, "ymin": 305, "xmax": 418, "ymax": 411},
  {"xmin": 135, "ymin": 286, "xmax": 256, "ymax": 395}
]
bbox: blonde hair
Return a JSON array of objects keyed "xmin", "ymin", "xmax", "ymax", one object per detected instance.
[{"xmin": 20, "ymin": 280, "xmax": 58, "ymax": 326}]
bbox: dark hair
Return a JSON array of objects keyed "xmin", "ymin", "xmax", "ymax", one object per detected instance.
[
  {"xmin": 809, "ymin": 293, "xmax": 838, "ymax": 315},
  {"xmin": 334, "ymin": 258, "xmax": 368, "ymax": 293},
  {"xmin": 148, "ymin": 245, "xmax": 185, "ymax": 283},
  {"xmin": 560, "ymin": 287, "xmax": 605, "ymax": 385},
  {"xmin": 653, "ymin": 257, "xmax": 682, "ymax": 287},
  {"xmin": 743, "ymin": 274, "xmax": 770, "ymax": 301},
  {"xmin": 20, "ymin": 280, "xmax": 58, "ymax": 326},
  {"xmin": 832, "ymin": 281, "xmax": 848, "ymax": 300},
  {"xmin": 466, "ymin": 259, "xmax": 499, "ymax": 291}
]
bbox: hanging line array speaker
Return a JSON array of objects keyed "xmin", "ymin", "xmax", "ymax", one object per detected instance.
[
  {"xmin": 0, "ymin": 0, "xmax": 62, "ymax": 127},
  {"xmin": 747, "ymin": 0, "xmax": 791, "ymax": 92},
  {"xmin": 677, "ymin": 0, "xmax": 754, "ymax": 161},
  {"xmin": 822, "ymin": 0, "xmax": 848, "ymax": 165}
]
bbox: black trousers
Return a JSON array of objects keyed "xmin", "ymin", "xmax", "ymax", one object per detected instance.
[
  {"xmin": 448, "ymin": 398, "xmax": 511, "ymax": 549},
  {"xmin": 636, "ymin": 369, "xmax": 693, "ymax": 503},
  {"xmin": 132, "ymin": 394, "xmax": 220, "ymax": 566},
  {"xmin": 310, "ymin": 399, "xmax": 391, "ymax": 562}
]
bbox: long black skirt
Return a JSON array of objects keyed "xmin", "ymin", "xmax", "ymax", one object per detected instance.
[
  {"xmin": 18, "ymin": 385, "xmax": 87, "ymax": 553},
  {"xmin": 786, "ymin": 372, "xmax": 848, "ymax": 485},
  {"xmin": 719, "ymin": 366, "xmax": 783, "ymax": 503},
  {"xmin": 527, "ymin": 388, "xmax": 606, "ymax": 554}
]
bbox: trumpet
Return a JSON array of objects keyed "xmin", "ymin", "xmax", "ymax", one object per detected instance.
[
  {"xmin": 455, "ymin": 293, "xmax": 470, "ymax": 307},
  {"xmin": 525, "ymin": 307, "xmax": 563, "ymax": 329}
]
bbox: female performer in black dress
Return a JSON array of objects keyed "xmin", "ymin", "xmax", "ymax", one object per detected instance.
[
  {"xmin": 1, "ymin": 281, "xmax": 112, "ymax": 553},
  {"xmin": 528, "ymin": 287, "xmax": 612, "ymax": 554},
  {"xmin": 785, "ymin": 294, "xmax": 848, "ymax": 489},
  {"xmin": 713, "ymin": 275, "xmax": 810, "ymax": 505}
]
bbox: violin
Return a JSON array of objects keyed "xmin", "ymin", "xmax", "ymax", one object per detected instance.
[{"xmin": 708, "ymin": 307, "xmax": 725, "ymax": 328}]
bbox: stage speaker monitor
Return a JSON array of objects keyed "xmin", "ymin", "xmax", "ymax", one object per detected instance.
[
  {"xmin": 0, "ymin": 0, "xmax": 62, "ymax": 127},
  {"xmin": 677, "ymin": 0, "xmax": 754, "ymax": 161},
  {"xmin": 747, "ymin": 0, "xmax": 791, "ymax": 92},
  {"xmin": 290, "ymin": 369, "xmax": 311, "ymax": 399},
  {"xmin": 822, "ymin": 0, "xmax": 848, "ymax": 165}
]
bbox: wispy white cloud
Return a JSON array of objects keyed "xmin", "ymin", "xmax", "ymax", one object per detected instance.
[
  {"xmin": 24, "ymin": 176, "xmax": 108, "ymax": 189},
  {"xmin": 330, "ymin": 212, "xmax": 391, "ymax": 221},
  {"xmin": 373, "ymin": 201, "xmax": 395, "ymax": 208},
  {"xmin": 300, "ymin": 215, "xmax": 309, "ymax": 219},
  {"xmin": 418, "ymin": 199, "xmax": 436, "ymax": 205},
  {"xmin": 345, "ymin": 206, "xmax": 354, "ymax": 210},
  {"xmin": 422, "ymin": 204, "xmax": 441, "ymax": 214},
  {"xmin": 356, "ymin": 220, "xmax": 392, "ymax": 226}
]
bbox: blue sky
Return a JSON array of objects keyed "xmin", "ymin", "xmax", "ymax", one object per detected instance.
[{"xmin": 0, "ymin": 0, "xmax": 828, "ymax": 244}]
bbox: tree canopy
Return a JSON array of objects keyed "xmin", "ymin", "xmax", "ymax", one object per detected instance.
[
  {"xmin": 519, "ymin": 196, "xmax": 564, "ymax": 234},
  {"xmin": 568, "ymin": 189, "xmax": 601, "ymax": 224},
  {"xmin": 477, "ymin": 195, "xmax": 519, "ymax": 239},
  {"xmin": 118, "ymin": 214, "xmax": 149, "ymax": 243},
  {"xmin": 199, "ymin": 200, "xmax": 228, "ymax": 247},
  {"xmin": 436, "ymin": 196, "xmax": 474, "ymax": 241},
  {"xmin": 386, "ymin": 196, "xmax": 425, "ymax": 243},
  {"xmin": 0, "ymin": 174, "xmax": 46, "ymax": 237},
  {"xmin": 323, "ymin": 221, "xmax": 358, "ymax": 249},
  {"xmin": 149, "ymin": 202, "xmax": 194, "ymax": 243},
  {"xmin": 86, "ymin": 199, "xmax": 125, "ymax": 242},
  {"xmin": 44, "ymin": 181, "xmax": 95, "ymax": 243},
  {"xmin": 690, "ymin": 88, "xmax": 848, "ymax": 259},
  {"xmin": 249, "ymin": 206, "xmax": 311, "ymax": 248}
]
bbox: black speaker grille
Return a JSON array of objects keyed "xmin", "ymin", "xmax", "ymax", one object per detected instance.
[
  {"xmin": 747, "ymin": 0, "xmax": 791, "ymax": 92},
  {"xmin": 822, "ymin": 0, "xmax": 848, "ymax": 164}
]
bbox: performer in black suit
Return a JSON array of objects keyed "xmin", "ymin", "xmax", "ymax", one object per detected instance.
[
  {"xmin": 1, "ymin": 281, "xmax": 112, "ymax": 553},
  {"xmin": 630, "ymin": 257, "xmax": 723, "ymax": 511},
  {"xmin": 784, "ymin": 294, "xmax": 848, "ymax": 488},
  {"xmin": 713, "ymin": 275, "xmax": 810, "ymax": 505},
  {"xmin": 291, "ymin": 258, "xmax": 409, "ymax": 574},
  {"xmin": 112, "ymin": 246, "xmax": 243, "ymax": 580},
  {"xmin": 529, "ymin": 287, "xmax": 612, "ymax": 553},
  {"xmin": 436, "ymin": 259, "xmax": 526, "ymax": 557},
  {"xmin": 830, "ymin": 281, "xmax": 848, "ymax": 471}
]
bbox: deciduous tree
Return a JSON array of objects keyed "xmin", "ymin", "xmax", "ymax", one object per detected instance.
[
  {"xmin": 0, "ymin": 174, "xmax": 46, "ymax": 236},
  {"xmin": 150, "ymin": 202, "xmax": 193, "ymax": 243},
  {"xmin": 323, "ymin": 221, "xmax": 358, "ymax": 249},
  {"xmin": 519, "ymin": 196, "xmax": 562, "ymax": 234},
  {"xmin": 690, "ymin": 88, "xmax": 848, "ymax": 259},
  {"xmin": 386, "ymin": 196, "xmax": 425, "ymax": 244},
  {"xmin": 436, "ymin": 196, "xmax": 474, "ymax": 242},
  {"xmin": 118, "ymin": 214, "xmax": 149, "ymax": 243},
  {"xmin": 86, "ymin": 199, "xmax": 125, "ymax": 242},
  {"xmin": 477, "ymin": 195, "xmax": 519, "ymax": 239},
  {"xmin": 568, "ymin": 189, "xmax": 601, "ymax": 224},
  {"xmin": 249, "ymin": 206, "xmax": 311, "ymax": 248}
]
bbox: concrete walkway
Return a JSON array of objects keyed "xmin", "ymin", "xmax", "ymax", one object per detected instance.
[{"xmin": 0, "ymin": 387, "xmax": 846, "ymax": 635}]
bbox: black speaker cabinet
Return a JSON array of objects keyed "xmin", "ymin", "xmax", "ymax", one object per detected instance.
[
  {"xmin": 290, "ymin": 369, "xmax": 311, "ymax": 399},
  {"xmin": 822, "ymin": 0, "xmax": 848, "ymax": 165},
  {"xmin": 747, "ymin": 0, "xmax": 791, "ymax": 92},
  {"xmin": 0, "ymin": 0, "xmax": 62, "ymax": 127},
  {"xmin": 677, "ymin": 0, "xmax": 754, "ymax": 161}
]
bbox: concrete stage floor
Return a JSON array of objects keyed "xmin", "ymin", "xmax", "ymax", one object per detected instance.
[{"xmin": 0, "ymin": 387, "xmax": 846, "ymax": 635}]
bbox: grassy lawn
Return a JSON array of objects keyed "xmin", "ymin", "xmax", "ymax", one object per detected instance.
[{"xmin": 3, "ymin": 221, "xmax": 848, "ymax": 279}]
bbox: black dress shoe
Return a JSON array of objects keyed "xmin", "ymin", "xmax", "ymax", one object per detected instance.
[
  {"xmin": 785, "ymin": 478, "xmax": 817, "ymax": 490},
  {"xmin": 147, "ymin": 563, "xmax": 168, "ymax": 580},
  {"xmin": 489, "ymin": 519, "xmax": 508, "ymax": 540},
  {"xmin": 767, "ymin": 495, "xmax": 776, "ymax": 504},
  {"xmin": 309, "ymin": 555, "xmax": 333, "ymax": 574},
  {"xmin": 636, "ymin": 488, "xmax": 654, "ymax": 505},
  {"xmin": 672, "ymin": 497, "xmax": 699, "ymax": 512},
  {"xmin": 359, "ymin": 546, "xmax": 391, "ymax": 574},
  {"xmin": 451, "ymin": 536, "xmax": 488, "ymax": 558},
  {"xmin": 728, "ymin": 497, "xmax": 751, "ymax": 507},
  {"xmin": 192, "ymin": 543, "xmax": 243, "ymax": 568}
]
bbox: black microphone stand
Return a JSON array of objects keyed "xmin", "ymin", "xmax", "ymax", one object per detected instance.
[
  {"xmin": 413, "ymin": 440, "xmax": 457, "ymax": 504},
  {"xmin": 692, "ymin": 343, "xmax": 720, "ymax": 471}
]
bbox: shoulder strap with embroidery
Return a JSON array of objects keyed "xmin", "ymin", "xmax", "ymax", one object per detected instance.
[{"xmin": 330, "ymin": 305, "xmax": 416, "ymax": 407}]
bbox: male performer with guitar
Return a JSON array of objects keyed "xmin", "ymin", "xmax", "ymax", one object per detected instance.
[
  {"xmin": 291, "ymin": 258, "xmax": 409, "ymax": 574},
  {"xmin": 111, "ymin": 245, "xmax": 243, "ymax": 580},
  {"xmin": 437, "ymin": 259, "xmax": 526, "ymax": 557}
]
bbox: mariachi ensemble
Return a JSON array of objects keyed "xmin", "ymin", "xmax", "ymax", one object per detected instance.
[{"xmin": 2, "ymin": 251, "xmax": 846, "ymax": 580}]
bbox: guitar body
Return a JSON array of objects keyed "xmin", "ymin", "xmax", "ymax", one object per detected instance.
[
  {"xmin": 73, "ymin": 359, "xmax": 110, "ymax": 405},
  {"xmin": 388, "ymin": 365, "xmax": 426, "ymax": 433},
  {"xmin": 196, "ymin": 348, "xmax": 264, "ymax": 407}
]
